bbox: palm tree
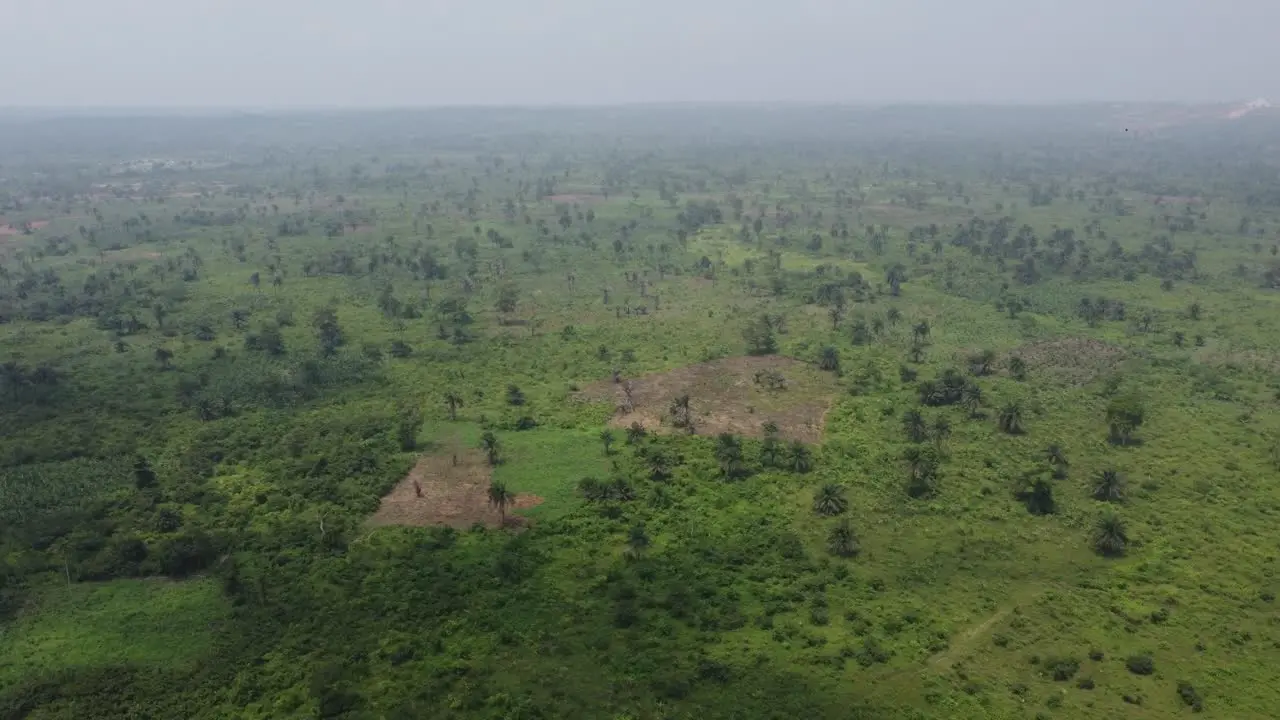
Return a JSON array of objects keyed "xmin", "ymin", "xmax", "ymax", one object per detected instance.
[
  {"xmin": 487, "ymin": 479, "xmax": 515, "ymax": 526},
  {"xmin": 818, "ymin": 346, "xmax": 840, "ymax": 372},
  {"xmin": 908, "ymin": 343, "xmax": 926, "ymax": 364},
  {"xmin": 997, "ymin": 403, "xmax": 1025, "ymax": 434},
  {"xmin": 626, "ymin": 524, "xmax": 651, "ymax": 558},
  {"xmin": 599, "ymin": 428, "xmax": 615, "ymax": 455},
  {"xmin": 788, "ymin": 441, "xmax": 813, "ymax": 473},
  {"xmin": 912, "ymin": 320, "xmax": 931, "ymax": 343},
  {"xmin": 1188, "ymin": 302, "xmax": 1202, "ymax": 320},
  {"xmin": 154, "ymin": 348, "xmax": 174, "ymax": 370},
  {"xmin": 0, "ymin": 361, "xmax": 27, "ymax": 402},
  {"xmin": 1172, "ymin": 330, "xmax": 1186, "ymax": 347},
  {"xmin": 932, "ymin": 417, "xmax": 952, "ymax": 449},
  {"xmin": 904, "ymin": 446, "xmax": 940, "ymax": 498},
  {"xmin": 1045, "ymin": 444, "xmax": 1069, "ymax": 478},
  {"xmin": 961, "ymin": 382, "xmax": 984, "ymax": 417},
  {"xmin": 1092, "ymin": 470, "xmax": 1126, "ymax": 503},
  {"xmin": 887, "ymin": 307, "xmax": 902, "ymax": 326},
  {"xmin": 715, "ymin": 433, "xmax": 747, "ymax": 479},
  {"xmin": 1092, "ymin": 514, "xmax": 1128, "ymax": 557},
  {"xmin": 626, "ymin": 421, "xmax": 647, "ymax": 445},
  {"xmin": 827, "ymin": 305, "xmax": 844, "ymax": 331},
  {"xmin": 969, "ymin": 349, "xmax": 996, "ymax": 376},
  {"xmin": 480, "ymin": 431, "xmax": 501, "ymax": 466},
  {"xmin": 827, "ymin": 520, "xmax": 859, "ymax": 558},
  {"xmin": 578, "ymin": 476, "xmax": 608, "ymax": 501},
  {"xmin": 902, "ymin": 409, "xmax": 928, "ymax": 443},
  {"xmin": 1022, "ymin": 477, "xmax": 1056, "ymax": 515},
  {"xmin": 444, "ymin": 391, "xmax": 464, "ymax": 421},
  {"xmin": 813, "ymin": 484, "xmax": 848, "ymax": 516},
  {"xmin": 669, "ymin": 394, "xmax": 693, "ymax": 431},
  {"xmin": 1008, "ymin": 356, "xmax": 1028, "ymax": 381},
  {"xmin": 851, "ymin": 320, "xmax": 871, "ymax": 345}
]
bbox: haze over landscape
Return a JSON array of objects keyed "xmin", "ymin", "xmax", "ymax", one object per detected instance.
[{"xmin": 2, "ymin": 0, "xmax": 1278, "ymax": 107}]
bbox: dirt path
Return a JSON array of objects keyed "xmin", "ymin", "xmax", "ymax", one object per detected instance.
[{"xmin": 928, "ymin": 606, "xmax": 1013, "ymax": 669}]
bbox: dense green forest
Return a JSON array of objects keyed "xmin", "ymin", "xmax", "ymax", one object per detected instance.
[{"xmin": 3, "ymin": 105, "xmax": 1280, "ymax": 719}]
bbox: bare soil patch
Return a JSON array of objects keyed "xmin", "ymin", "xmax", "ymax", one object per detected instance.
[
  {"xmin": 0, "ymin": 220, "xmax": 49, "ymax": 237},
  {"xmin": 1014, "ymin": 337, "xmax": 1127, "ymax": 384},
  {"xmin": 578, "ymin": 356, "xmax": 838, "ymax": 443},
  {"xmin": 368, "ymin": 449, "xmax": 542, "ymax": 529}
]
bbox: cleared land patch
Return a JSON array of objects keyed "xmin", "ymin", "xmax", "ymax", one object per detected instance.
[
  {"xmin": 369, "ymin": 449, "xmax": 542, "ymax": 529},
  {"xmin": 579, "ymin": 355, "xmax": 839, "ymax": 443},
  {"xmin": 1013, "ymin": 336, "xmax": 1127, "ymax": 384}
]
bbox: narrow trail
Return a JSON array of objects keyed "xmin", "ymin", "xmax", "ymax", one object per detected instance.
[{"xmin": 928, "ymin": 605, "xmax": 1013, "ymax": 669}]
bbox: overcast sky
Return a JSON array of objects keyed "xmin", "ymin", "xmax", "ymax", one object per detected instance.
[{"xmin": 2, "ymin": 0, "xmax": 1276, "ymax": 107}]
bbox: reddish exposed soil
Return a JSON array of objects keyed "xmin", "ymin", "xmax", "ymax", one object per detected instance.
[
  {"xmin": 368, "ymin": 449, "xmax": 542, "ymax": 529},
  {"xmin": 0, "ymin": 220, "xmax": 49, "ymax": 236},
  {"xmin": 578, "ymin": 355, "xmax": 838, "ymax": 443}
]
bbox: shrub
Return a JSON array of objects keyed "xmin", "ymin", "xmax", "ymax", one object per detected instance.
[
  {"xmin": 1126, "ymin": 654, "xmax": 1155, "ymax": 675},
  {"xmin": 1045, "ymin": 657, "xmax": 1079, "ymax": 681},
  {"xmin": 1177, "ymin": 681, "xmax": 1204, "ymax": 711}
]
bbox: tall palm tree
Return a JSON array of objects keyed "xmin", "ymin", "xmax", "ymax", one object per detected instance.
[
  {"xmin": 0, "ymin": 361, "xmax": 27, "ymax": 402},
  {"xmin": 961, "ymin": 383, "xmax": 984, "ymax": 417},
  {"xmin": 997, "ymin": 403, "xmax": 1025, "ymax": 434},
  {"xmin": 932, "ymin": 417, "xmax": 952, "ymax": 449},
  {"xmin": 1092, "ymin": 470, "xmax": 1126, "ymax": 503},
  {"xmin": 599, "ymin": 428, "xmax": 615, "ymax": 455},
  {"xmin": 813, "ymin": 484, "xmax": 848, "ymax": 516},
  {"xmin": 1008, "ymin": 356, "xmax": 1028, "ymax": 381},
  {"xmin": 488, "ymin": 480, "xmax": 515, "ymax": 526},
  {"xmin": 715, "ymin": 433, "xmax": 747, "ymax": 480},
  {"xmin": 818, "ymin": 346, "xmax": 840, "ymax": 372},
  {"xmin": 1045, "ymin": 444, "xmax": 1069, "ymax": 478},
  {"xmin": 1022, "ymin": 477, "xmax": 1056, "ymax": 515},
  {"xmin": 1092, "ymin": 514, "xmax": 1128, "ymax": 557},
  {"xmin": 626, "ymin": 524, "xmax": 651, "ymax": 557},
  {"xmin": 444, "ymin": 391, "xmax": 464, "ymax": 421},
  {"xmin": 908, "ymin": 344, "xmax": 926, "ymax": 364},
  {"xmin": 480, "ymin": 431, "xmax": 501, "ymax": 466},
  {"xmin": 902, "ymin": 409, "xmax": 928, "ymax": 443},
  {"xmin": 969, "ymin": 349, "xmax": 996, "ymax": 376},
  {"xmin": 903, "ymin": 446, "xmax": 940, "ymax": 498},
  {"xmin": 788, "ymin": 441, "xmax": 813, "ymax": 473},
  {"xmin": 827, "ymin": 520, "xmax": 859, "ymax": 558},
  {"xmin": 912, "ymin": 320, "xmax": 931, "ymax": 343},
  {"xmin": 669, "ymin": 394, "xmax": 693, "ymax": 431}
]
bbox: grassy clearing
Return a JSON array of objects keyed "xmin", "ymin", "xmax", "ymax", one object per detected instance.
[{"xmin": 0, "ymin": 579, "xmax": 226, "ymax": 687}]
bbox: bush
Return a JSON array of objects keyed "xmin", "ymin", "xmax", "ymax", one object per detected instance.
[
  {"xmin": 1076, "ymin": 676, "xmax": 1095, "ymax": 690},
  {"xmin": 1177, "ymin": 681, "xmax": 1204, "ymax": 711},
  {"xmin": 1126, "ymin": 654, "xmax": 1155, "ymax": 675},
  {"xmin": 1045, "ymin": 657, "xmax": 1079, "ymax": 681}
]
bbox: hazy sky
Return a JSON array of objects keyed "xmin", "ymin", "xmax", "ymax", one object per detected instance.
[{"xmin": 3, "ymin": 0, "xmax": 1276, "ymax": 107}]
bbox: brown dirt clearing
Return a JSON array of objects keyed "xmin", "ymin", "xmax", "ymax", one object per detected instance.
[
  {"xmin": 368, "ymin": 449, "xmax": 542, "ymax": 529},
  {"xmin": 578, "ymin": 356, "xmax": 838, "ymax": 443},
  {"xmin": 0, "ymin": 221, "xmax": 49, "ymax": 236},
  {"xmin": 1013, "ymin": 337, "xmax": 1127, "ymax": 384}
]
